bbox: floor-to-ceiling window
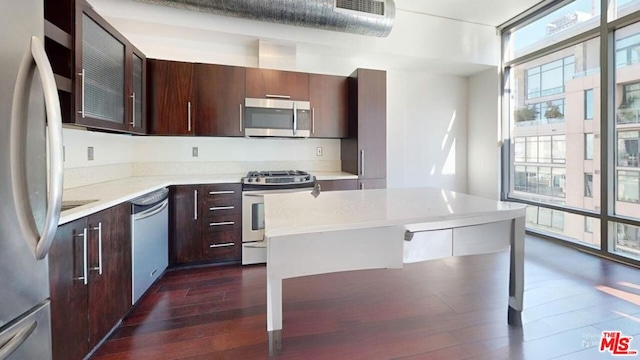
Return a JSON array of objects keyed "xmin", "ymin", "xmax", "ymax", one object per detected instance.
[{"xmin": 502, "ymin": 0, "xmax": 640, "ymax": 264}]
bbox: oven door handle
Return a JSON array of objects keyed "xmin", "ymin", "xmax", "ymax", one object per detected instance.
[{"xmin": 243, "ymin": 194, "xmax": 265, "ymax": 198}]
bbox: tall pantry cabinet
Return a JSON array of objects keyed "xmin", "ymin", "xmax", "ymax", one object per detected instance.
[{"xmin": 342, "ymin": 69, "xmax": 387, "ymax": 189}]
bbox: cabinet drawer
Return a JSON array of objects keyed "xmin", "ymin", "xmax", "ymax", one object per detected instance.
[
  {"xmin": 201, "ymin": 235, "xmax": 241, "ymax": 262},
  {"xmin": 202, "ymin": 199, "xmax": 241, "ymax": 215},
  {"xmin": 202, "ymin": 229, "xmax": 241, "ymax": 245},
  {"xmin": 202, "ymin": 216, "xmax": 241, "ymax": 232},
  {"xmin": 202, "ymin": 184, "xmax": 241, "ymax": 201},
  {"xmin": 317, "ymin": 179, "xmax": 357, "ymax": 191}
]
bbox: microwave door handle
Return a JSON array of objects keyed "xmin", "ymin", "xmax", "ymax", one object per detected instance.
[{"xmin": 293, "ymin": 101, "xmax": 297, "ymax": 136}]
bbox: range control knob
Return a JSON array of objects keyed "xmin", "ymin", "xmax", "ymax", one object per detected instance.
[
  {"xmin": 256, "ymin": 178, "xmax": 261, "ymax": 182},
  {"xmin": 248, "ymin": 178, "xmax": 253, "ymax": 183}
]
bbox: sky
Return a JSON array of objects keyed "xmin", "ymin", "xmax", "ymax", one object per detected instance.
[{"xmin": 513, "ymin": 0, "xmax": 637, "ymax": 51}]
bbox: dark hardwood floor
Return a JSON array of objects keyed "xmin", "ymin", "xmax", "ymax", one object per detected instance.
[{"xmin": 91, "ymin": 235, "xmax": 640, "ymax": 359}]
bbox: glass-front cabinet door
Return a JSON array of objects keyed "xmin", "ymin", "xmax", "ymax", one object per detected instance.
[
  {"xmin": 128, "ymin": 50, "xmax": 146, "ymax": 134},
  {"xmin": 77, "ymin": 10, "xmax": 126, "ymax": 130},
  {"xmin": 75, "ymin": 4, "xmax": 146, "ymax": 133}
]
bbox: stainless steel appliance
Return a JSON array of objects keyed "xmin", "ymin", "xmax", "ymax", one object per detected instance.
[
  {"xmin": 0, "ymin": 0, "xmax": 64, "ymax": 358},
  {"xmin": 244, "ymin": 98, "xmax": 312, "ymax": 138},
  {"xmin": 242, "ymin": 171, "xmax": 315, "ymax": 265},
  {"xmin": 131, "ymin": 188, "xmax": 169, "ymax": 305}
]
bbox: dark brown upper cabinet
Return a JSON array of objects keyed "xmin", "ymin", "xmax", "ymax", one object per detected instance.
[
  {"xmin": 195, "ymin": 63, "xmax": 246, "ymax": 137},
  {"xmin": 245, "ymin": 68, "xmax": 309, "ymax": 101},
  {"xmin": 128, "ymin": 49, "xmax": 147, "ymax": 134},
  {"xmin": 44, "ymin": 0, "xmax": 147, "ymax": 134},
  {"xmin": 342, "ymin": 69, "xmax": 387, "ymax": 189},
  {"xmin": 147, "ymin": 59, "xmax": 195, "ymax": 135},
  {"xmin": 309, "ymin": 74, "xmax": 349, "ymax": 138}
]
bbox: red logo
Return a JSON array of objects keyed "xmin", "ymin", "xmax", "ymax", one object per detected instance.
[{"xmin": 599, "ymin": 331, "xmax": 638, "ymax": 356}]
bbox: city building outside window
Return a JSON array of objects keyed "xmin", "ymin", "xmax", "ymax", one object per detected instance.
[
  {"xmin": 618, "ymin": 131, "xmax": 640, "ymax": 167},
  {"xmin": 617, "ymin": 82, "xmax": 640, "ymax": 124},
  {"xmin": 526, "ymin": 206, "xmax": 565, "ymax": 231},
  {"xmin": 526, "ymin": 56, "xmax": 574, "ymax": 99},
  {"xmin": 616, "ymin": 33, "xmax": 640, "ymax": 67},
  {"xmin": 585, "ymin": 217, "xmax": 594, "ymax": 233},
  {"xmin": 584, "ymin": 89, "xmax": 594, "ymax": 119},
  {"xmin": 514, "ymin": 99, "xmax": 566, "ymax": 126},
  {"xmin": 504, "ymin": 0, "xmax": 640, "ymax": 260},
  {"xmin": 585, "ymin": 173, "xmax": 593, "ymax": 197},
  {"xmin": 514, "ymin": 165, "xmax": 566, "ymax": 198},
  {"xmin": 585, "ymin": 133, "xmax": 594, "ymax": 160},
  {"xmin": 615, "ymin": 223, "xmax": 640, "ymax": 258},
  {"xmin": 514, "ymin": 136, "xmax": 566, "ymax": 163},
  {"xmin": 615, "ymin": 22, "xmax": 640, "ymax": 231},
  {"xmin": 617, "ymin": 170, "xmax": 640, "ymax": 203}
]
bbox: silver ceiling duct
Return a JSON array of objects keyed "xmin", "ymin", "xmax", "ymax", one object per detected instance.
[{"xmin": 137, "ymin": 0, "xmax": 396, "ymax": 37}]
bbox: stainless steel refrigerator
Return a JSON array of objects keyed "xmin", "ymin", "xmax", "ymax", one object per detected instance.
[{"xmin": 0, "ymin": 0, "xmax": 64, "ymax": 358}]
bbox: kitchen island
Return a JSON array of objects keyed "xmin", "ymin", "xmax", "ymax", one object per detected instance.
[{"xmin": 263, "ymin": 187, "xmax": 527, "ymax": 355}]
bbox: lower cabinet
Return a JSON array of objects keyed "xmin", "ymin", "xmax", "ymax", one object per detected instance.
[
  {"xmin": 317, "ymin": 179, "xmax": 358, "ymax": 191},
  {"xmin": 49, "ymin": 203, "xmax": 131, "ymax": 360},
  {"xmin": 358, "ymin": 178, "xmax": 386, "ymax": 190},
  {"xmin": 170, "ymin": 183, "xmax": 242, "ymax": 266},
  {"xmin": 170, "ymin": 185, "xmax": 201, "ymax": 264}
]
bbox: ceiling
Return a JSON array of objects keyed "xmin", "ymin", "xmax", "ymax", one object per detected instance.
[
  {"xmin": 395, "ymin": 0, "xmax": 544, "ymax": 27},
  {"xmin": 88, "ymin": 0, "xmax": 547, "ymax": 76}
]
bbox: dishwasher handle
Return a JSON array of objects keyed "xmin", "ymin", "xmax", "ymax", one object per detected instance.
[{"xmin": 133, "ymin": 199, "xmax": 168, "ymax": 221}]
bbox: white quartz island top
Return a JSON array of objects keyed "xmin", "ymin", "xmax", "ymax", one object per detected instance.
[
  {"xmin": 264, "ymin": 187, "xmax": 527, "ymax": 238},
  {"xmin": 59, "ymin": 171, "xmax": 356, "ymax": 225},
  {"xmin": 263, "ymin": 187, "xmax": 527, "ymax": 354}
]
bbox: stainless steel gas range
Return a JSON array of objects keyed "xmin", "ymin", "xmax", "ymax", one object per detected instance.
[{"xmin": 242, "ymin": 170, "xmax": 315, "ymax": 265}]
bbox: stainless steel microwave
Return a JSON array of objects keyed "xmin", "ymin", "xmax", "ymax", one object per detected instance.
[{"xmin": 244, "ymin": 98, "xmax": 311, "ymax": 138}]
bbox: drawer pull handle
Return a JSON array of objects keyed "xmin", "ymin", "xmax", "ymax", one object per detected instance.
[
  {"xmin": 265, "ymin": 94, "xmax": 291, "ymax": 99},
  {"xmin": 210, "ymin": 243, "xmax": 234, "ymax": 248},
  {"xmin": 209, "ymin": 191, "xmax": 235, "ymax": 195},
  {"xmin": 210, "ymin": 221, "xmax": 235, "ymax": 226},
  {"xmin": 210, "ymin": 206, "xmax": 234, "ymax": 211}
]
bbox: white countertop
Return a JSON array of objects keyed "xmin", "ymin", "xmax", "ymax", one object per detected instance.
[
  {"xmin": 59, "ymin": 171, "xmax": 357, "ymax": 225},
  {"xmin": 263, "ymin": 187, "xmax": 527, "ymax": 238},
  {"xmin": 314, "ymin": 172, "xmax": 358, "ymax": 181}
]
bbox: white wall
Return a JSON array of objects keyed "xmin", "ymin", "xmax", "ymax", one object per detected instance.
[
  {"xmin": 387, "ymin": 71, "xmax": 469, "ymax": 192},
  {"xmin": 467, "ymin": 68, "xmax": 501, "ymax": 200}
]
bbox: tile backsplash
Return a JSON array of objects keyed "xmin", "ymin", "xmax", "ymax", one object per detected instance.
[{"xmin": 62, "ymin": 127, "xmax": 341, "ymax": 189}]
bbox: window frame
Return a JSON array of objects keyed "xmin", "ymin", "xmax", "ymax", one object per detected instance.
[{"xmin": 500, "ymin": 0, "xmax": 640, "ymax": 267}]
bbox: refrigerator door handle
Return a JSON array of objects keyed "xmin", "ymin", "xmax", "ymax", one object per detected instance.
[
  {"xmin": 0, "ymin": 320, "xmax": 37, "ymax": 360},
  {"xmin": 10, "ymin": 36, "xmax": 64, "ymax": 260}
]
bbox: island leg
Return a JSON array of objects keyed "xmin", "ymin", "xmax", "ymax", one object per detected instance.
[
  {"xmin": 267, "ymin": 274, "xmax": 282, "ymax": 356},
  {"xmin": 508, "ymin": 216, "xmax": 525, "ymax": 326}
]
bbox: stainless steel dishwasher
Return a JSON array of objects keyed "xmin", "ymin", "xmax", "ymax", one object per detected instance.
[{"xmin": 131, "ymin": 187, "xmax": 169, "ymax": 305}]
